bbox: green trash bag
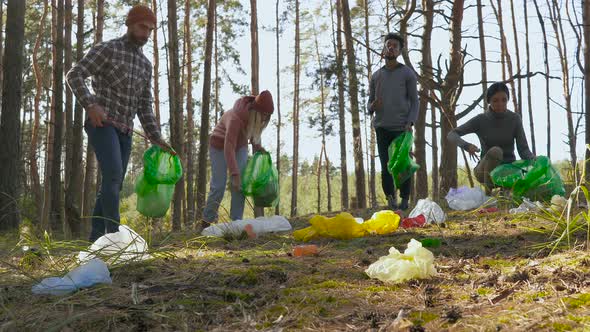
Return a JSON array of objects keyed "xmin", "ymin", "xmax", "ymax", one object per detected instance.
[
  {"xmin": 387, "ymin": 132, "xmax": 420, "ymax": 188},
  {"xmin": 490, "ymin": 159, "xmax": 536, "ymax": 187},
  {"xmin": 143, "ymin": 145, "xmax": 183, "ymax": 185},
  {"xmin": 508, "ymin": 156, "xmax": 565, "ymax": 201},
  {"xmin": 241, "ymin": 152, "xmax": 279, "ymax": 207},
  {"xmin": 135, "ymin": 173, "xmax": 174, "ymax": 218}
]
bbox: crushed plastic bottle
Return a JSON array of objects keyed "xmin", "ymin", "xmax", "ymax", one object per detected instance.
[{"xmin": 292, "ymin": 245, "xmax": 318, "ymax": 257}]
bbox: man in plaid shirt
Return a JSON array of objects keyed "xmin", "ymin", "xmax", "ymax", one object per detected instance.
[{"xmin": 67, "ymin": 5, "xmax": 172, "ymax": 241}]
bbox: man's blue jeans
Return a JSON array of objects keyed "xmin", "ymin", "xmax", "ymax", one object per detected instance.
[
  {"xmin": 84, "ymin": 122, "xmax": 132, "ymax": 241},
  {"xmin": 203, "ymin": 146, "xmax": 248, "ymax": 223}
]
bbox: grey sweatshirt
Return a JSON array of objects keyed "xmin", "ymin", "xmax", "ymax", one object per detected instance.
[
  {"xmin": 447, "ymin": 110, "xmax": 535, "ymax": 163},
  {"xmin": 368, "ymin": 64, "xmax": 419, "ymax": 130}
]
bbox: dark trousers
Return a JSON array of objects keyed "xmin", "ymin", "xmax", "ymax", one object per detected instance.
[
  {"xmin": 84, "ymin": 122, "xmax": 132, "ymax": 241},
  {"xmin": 375, "ymin": 127, "xmax": 412, "ymax": 199}
]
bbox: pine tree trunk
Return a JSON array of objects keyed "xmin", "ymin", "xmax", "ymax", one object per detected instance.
[
  {"xmin": 0, "ymin": 1, "xmax": 4, "ymax": 108},
  {"xmin": 491, "ymin": 0, "xmax": 518, "ymax": 114},
  {"xmin": 275, "ymin": 0, "xmax": 281, "ymax": 216},
  {"xmin": 364, "ymin": 0, "xmax": 377, "ymax": 207},
  {"xmin": 167, "ymin": 0, "xmax": 185, "ymax": 230},
  {"xmin": 290, "ymin": 0, "xmax": 300, "ymax": 217},
  {"xmin": 31, "ymin": 0, "xmax": 49, "ymax": 223},
  {"xmin": 196, "ymin": 0, "xmax": 215, "ymax": 224},
  {"xmin": 184, "ymin": 0, "xmax": 195, "ymax": 225},
  {"xmin": 152, "ymin": 0, "xmax": 161, "ymax": 127},
  {"xmin": 415, "ymin": 0, "xmax": 434, "ymax": 200},
  {"xmin": 476, "ymin": 0, "xmax": 488, "ymax": 110},
  {"xmin": 523, "ymin": 0, "xmax": 536, "ymax": 155},
  {"xmin": 250, "ymin": 0, "xmax": 264, "ymax": 218},
  {"xmin": 584, "ymin": 0, "xmax": 590, "ymax": 184},
  {"xmin": 214, "ymin": 6, "xmax": 219, "ymax": 125},
  {"xmin": 324, "ymin": 145, "xmax": 332, "ymax": 211},
  {"xmin": 83, "ymin": 0, "xmax": 103, "ymax": 227},
  {"xmin": 431, "ymin": 99, "xmax": 439, "ymax": 201},
  {"xmin": 509, "ymin": 0, "xmax": 523, "ymax": 116},
  {"xmin": 439, "ymin": 0, "xmax": 465, "ymax": 194},
  {"xmin": 314, "ymin": 29, "xmax": 326, "ymax": 213},
  {"xmin": 0, "ymin": 0, "xmax": 26, "ymax": 231},
  {"xmin": 547, "ymin": 0, "xmax": 576, "ymax": 171},
  {"xmin": 532, "ymin": 0, "xmax": 551, "ymax": 159},
  {"xmin": 334, "ymin": 0, "xmax": 349, "ymax": 210},
  {"xmin": 49, "ymin": 0, "xmax": 65, "ymax": 233},
  {"xmin": 340, "ymin": 0, "xmax": 367, "ymax": 209},
  {"xmin": 317, "ymin": 148, "xmax": 323, "ymax": 214}
]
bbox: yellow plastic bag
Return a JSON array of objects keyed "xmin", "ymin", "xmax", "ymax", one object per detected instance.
[
  {"xmin": 365, "ymin": 239, "xmax": 437, "ymax": 284},
  {"xmin": 309, "ymin": 212, "xmax": 367, "ymax": 240},
  {"xmin": 363, "ymin": 210, "xmax": 400, "ymax": 235},
  {"xmin": 293, "ymin": 226, "xmax": 319, "ymax": 242}
]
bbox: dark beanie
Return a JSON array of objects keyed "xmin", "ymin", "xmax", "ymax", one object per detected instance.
[
  {"xmin": 486, "ymin": 82, "xmax": 510, "ymax": 102},
  {"xmin": 126, "ymin": 5, "xmax": 157, "ymax": 27}
]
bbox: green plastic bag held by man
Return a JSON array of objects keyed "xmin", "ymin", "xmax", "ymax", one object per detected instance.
[{"xmin": 387, "ymin": 132, "xmax": 420, "ymax": 191}]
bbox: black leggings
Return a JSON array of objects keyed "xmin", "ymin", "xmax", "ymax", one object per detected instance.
[{"xmin": 375, "ymin": 127, "xmax": 412, "ymax": 199}]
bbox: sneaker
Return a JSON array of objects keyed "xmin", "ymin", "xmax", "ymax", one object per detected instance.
[
  {"xmin": 400, "ymin": 198, "xmax": 409, "ymax": 211},
  {"xmin": 387, "ymin": 195, "xmax": 398, "ymax": 210}
]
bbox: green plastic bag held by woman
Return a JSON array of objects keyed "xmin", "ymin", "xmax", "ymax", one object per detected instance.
[
  {"xmin": 241, "ymin": 151, "xmax": 279, "ymax": 207},
  {"xmin": 387, "ymin": 132, "xmax": 420, "ymax": 189},
  {"xmin": 143, "ymin": 145, "xmax": 183, "ymax": 185}
]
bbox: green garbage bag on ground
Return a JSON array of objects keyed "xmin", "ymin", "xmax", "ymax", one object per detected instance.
[
  {"xmin": 491, "ymin": 156, "xmax": 565, "ymax": 201},
  {"xmin": 242, "ymin": 152, "xmax": 279, "ymax": 207},
  {"xmin": 387, "ymin": 132, "xmax": 420, "ymax": 188},
  {"xmin": 143, "ymin": 145, "xmax": 183, "ymax": 185},
  {"xmin": 135, "ymin": 174, "xmax": 174, "ymax": 218}
]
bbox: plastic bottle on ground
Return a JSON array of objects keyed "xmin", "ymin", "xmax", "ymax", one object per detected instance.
[{"xmin": 293, "ymin": 245, "xmax": 318, "ymax": 257}]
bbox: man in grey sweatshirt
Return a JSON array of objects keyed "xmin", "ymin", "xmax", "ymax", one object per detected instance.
[
  {"xmin": 368, "ymin": 32, "xmax": 419, "ymax": 210},
  {"xmin": 448, "ymin": 82, "xmax": 535, "ymax": 195}
]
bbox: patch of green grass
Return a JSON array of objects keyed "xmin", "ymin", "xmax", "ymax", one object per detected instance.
[
  {"xmin": 551, "ymin": 322, "xmax": 574, "ymax": 331},
  {"xmin": 567, "ymin": 314, "xmax": 590, "ymax": 325},
  {"xmin": 476, "ymin": 287, "xmax": 494, "ymax": 296},
  {"xmin": 409, "ymin": 311, "xmax": 439, "ymax": 325},
  {"xmin": 313, "ymin": 280, "xmax": 350, "ymax": 289},
  {"xmin": 524, "ymin": 290, "xmax": 551, "ymax": 302},
  {"xmin": 564, "ymin": 293, "xmax": 590, "ymax": 309}
]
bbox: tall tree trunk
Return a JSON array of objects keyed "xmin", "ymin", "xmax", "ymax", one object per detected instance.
[
  {"xmin": 0, "ymin": 0, "xmax": 26, "ymax": 231},
  {"xmin": 196, "ymin": 0, "xmax": 215, "ymax": 223},
  {"xmin": 439, "ymin": 0, "xmax": 465, "ymax": 194},
  {"xmin": 491, "ymin": 0, "xmax": 518, "ymax": 114},
  {"xmin": 214, "ymin": 5, "xmax": 219, "ymax": 125},
  {"xmin": 547, "ymin": 0, "xmax": 576, "ymax": 170},
  {"xmin": 49, "ymin": 0, "xmax": 65, "ymax": 233},
  {"xmin": 532, "ymin": 0, "xmax": 551, "ymax": 159},
  {"xmin": 324, "ymin": 145, "xmax": 332, "ymax": 211},
  {"xmin": 275, "ymin": 0, "xmax": 281, "ymax": 216},
  {"xmin": 363, "ymin": 0, "xmax": 377, "ymax": 207},
  {"xmin": 476, "ymin": 0, "xmax": 488, "ymax": 110},
  {"xmin": 509, "ymin": 0, "xmax": 523, "ymax": 116},
  {"xmin": 314, "ymin": 28, "xmax": 327, "ymax": 213},
  {"xmin": 523, "ymin": 0, "xmax": 536, "ymax": 155},
  {"xmin": 584, "ymin": 0, "xmax": 590, "ymax": 184},
  {"xmin": 0, "ymin": 1, "xmax": 4, "ymax": 109},
  {"xmin": 167, "ymin": 0, "xmax": 185, "ymax": 230},
  {"xmin": 250, "ymin": 0, "xmax": 264, "ymax": 218},
  {"xmin": 334, "ymin": 0, "xmax": 349, "ymax": 210},
  {"xmin": 152, "ymin": 0, "xmax": 161, "ymax": 127},
  {"xmin": 341, "ymin": 0, "xmax": 366, "ymax": 209},
  {"xmin": 290, "ymin": 0, "xmax": 300, "ymax": 217},
  {"xmin": 31, "ymin": 0, "xmax": 49, "ymax": 223},
  {"xmin": 415, "ymin": 0, "xmax": 434, "ymax": 199},
  {"xmin": 431, "ymin": 98, "xmax": 439, "ymax": 201},
  {"xmin": 250, "ymin": 0, "xmax": 259, "ymax": 95},
  {"xmin": 317, "ymin": 149, "xmax": 323, "ymax": 213},
  {"xmin": 83, "ymin": 0, "xmax": 103, "ymax": 225},
  {"xmin": 184, "ymin": 0, "xmax": 195, "ymax": 225},
  {"xmin": 63, "ymin": 0, "xmax": 79, "ymax": 237}
]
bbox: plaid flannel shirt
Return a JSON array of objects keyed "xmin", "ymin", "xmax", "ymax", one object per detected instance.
[{"xmin": 66, "ymin": 35, "xmax": 161, "ymax": 140}]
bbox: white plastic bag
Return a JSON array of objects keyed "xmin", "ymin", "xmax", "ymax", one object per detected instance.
[
  {"xmin": 32, "ymin": 259, "xmax": 112, "ymax": 295},
  {"xmin": 445, "ymin": 186, "xmax": 493, "ymax": 211},
  {"xmin": 409, "ymin": 199, "xmax": 446, "ymax": 224},
  {"xmin": 78, "ymin": 225, "xmax": 151, "ymax": 264},
  {"xmin": 365, "ymin": 239, "xmax": 436, "ymax": 284},
  {"xmin": 201, "ymin": 216, "xmax": 292, "ymax": 237}
]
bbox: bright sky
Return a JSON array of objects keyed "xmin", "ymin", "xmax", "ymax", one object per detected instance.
[{"xmin": 110, "ymin": 0, "xmax": 585, "ymax": 174}]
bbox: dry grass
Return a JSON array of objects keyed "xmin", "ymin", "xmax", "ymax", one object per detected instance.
[{"xmin": 1, "ymin": 207, "xmax": 590, "ymax": 331}]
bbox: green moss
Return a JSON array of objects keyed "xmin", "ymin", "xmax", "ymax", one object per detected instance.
[
  {"xmin": 567, "ymin": 314, "xmax": 590, "ymax": 325},
  {"xmin": 364, "ymin": 285, "xmax": 399, "ymax": 292},
  {"xmin": 551, "ymin": 322, "xmax": 574, "ymax": 331},
  {"xmin": 313, "ymin": 280, "xmax": 349, "ymax": 289},
  {"xmin": 564, "ymin": 293, "xmax": 590, "ymax": 309},
  {"xmin": 476, "ymin": 287, "xmax": 494, "ymax": 296},
  {"xmin": 409, "ymin": 311, "xmax": 439, "ymax": 325}
]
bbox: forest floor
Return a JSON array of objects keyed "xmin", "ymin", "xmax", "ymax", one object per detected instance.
[{"xmin": 2, "ymin": 204, "xmax": 590, "ymax": 331}]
